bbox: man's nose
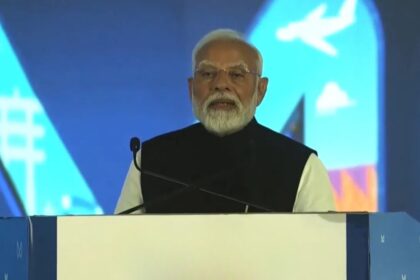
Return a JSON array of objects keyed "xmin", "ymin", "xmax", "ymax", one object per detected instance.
[{"xmin": 212, "ymin": 70, "xmax": 231, "ymax": 91}]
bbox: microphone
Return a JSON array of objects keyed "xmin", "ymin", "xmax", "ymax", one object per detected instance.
[
  {"xmin": 130, "ymin": 137, "xmax": 141, "ymax": 171},
  {"xmin": 129, "ymin": 136, "xmax": 196, "ymax": 190},
  {"xmin": 119, "ymin": 137, "xmax": 273, "ymax": 214}
]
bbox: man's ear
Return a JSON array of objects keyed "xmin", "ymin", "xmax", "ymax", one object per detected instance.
[
  {"xmin": 256, "ymin": 77, "xmax": 268, "ymax": 106},
  {"xmin": 188, "ymin": 77, "xmax": 193, "ymax": 100}
]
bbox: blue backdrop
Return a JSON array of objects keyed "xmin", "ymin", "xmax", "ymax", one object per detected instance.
[{"xmin": 0, "ymin": 0, "xmax": 418, "ymax": 219}]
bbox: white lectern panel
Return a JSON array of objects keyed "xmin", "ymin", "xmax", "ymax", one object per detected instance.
[{"xmin": 57, "ymin": 214, "xmax": 346, "ymax": 280}]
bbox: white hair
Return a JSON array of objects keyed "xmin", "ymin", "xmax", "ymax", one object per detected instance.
[{"xmin": 191, "ymin": 28, "xmax": 263, "ymax": 74}]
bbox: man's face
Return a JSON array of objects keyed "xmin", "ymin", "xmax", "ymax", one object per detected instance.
[{"xmin": 188, "ymin": 39, "xmax": 268, "ymax": 136}]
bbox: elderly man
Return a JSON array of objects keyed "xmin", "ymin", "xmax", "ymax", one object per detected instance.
[{"xmin": 115, "ymin": 29, "xmax": 336, "ymax": 214}]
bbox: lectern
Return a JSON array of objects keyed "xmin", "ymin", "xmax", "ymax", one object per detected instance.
[{"xmin": 0, "ymin": 213, "xmax": 419, "ymax": 279}]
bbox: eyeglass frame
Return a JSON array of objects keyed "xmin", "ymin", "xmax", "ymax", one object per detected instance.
[{"xmin": 193, "ymin": 64, "xmax": 261, "ymax": 84}]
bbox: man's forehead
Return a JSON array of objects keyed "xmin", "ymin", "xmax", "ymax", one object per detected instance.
[
  {"xmin": 196, "ymin": 60, "xmax": 250, "ymax": 70},
  {"xmin": 195, "ymin": 39, "xmax": 258, "ymax": 67}
]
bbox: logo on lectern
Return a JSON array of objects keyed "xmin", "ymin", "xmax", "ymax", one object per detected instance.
[{"xmin": 16, "ymin": 241, "xmax": 23, "ymax": 259}]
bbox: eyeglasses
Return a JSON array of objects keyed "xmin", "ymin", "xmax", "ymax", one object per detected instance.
[{"xmin": 194, "ymin": 66, "xmax": 261, "ymax": 84}]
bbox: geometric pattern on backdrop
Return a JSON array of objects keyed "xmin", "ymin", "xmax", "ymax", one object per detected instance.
[
  {"xmin": 248, "ymin": 0, "xmax": 383, "ymax": 211},
  {"xmin": 0, "ymin": 23, "xmax": 102, "ymax": 215}
]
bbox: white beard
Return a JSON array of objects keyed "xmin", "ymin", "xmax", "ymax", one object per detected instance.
[{"xmin": 192, "ymin": 91, "xmax": 258, "ymax": 136}]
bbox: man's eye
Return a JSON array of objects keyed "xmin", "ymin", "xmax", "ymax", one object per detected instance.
[
  {"xmin": 198, "ymin": 70, "xmax": 215, "ymax": 78},
  {"xmin": 201, "ymin": 71, "xmax": 212, "ymax": 77},
  {"xmin": 229, "ymin": 70, "xmax": 246, "ymax": 79}
]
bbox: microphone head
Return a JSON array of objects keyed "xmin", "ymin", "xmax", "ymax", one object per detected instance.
[{"xmin": 130, "ymin": 137, "xmax": 141, "ymax": 152}]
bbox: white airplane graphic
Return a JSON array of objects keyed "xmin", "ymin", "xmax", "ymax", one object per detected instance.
[{"xmin": 276, "ymin": 0, "xmax": 357, "ymax": 56}]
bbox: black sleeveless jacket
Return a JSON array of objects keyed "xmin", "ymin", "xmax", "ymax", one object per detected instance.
[{"xmin": 141, "ymin": 119, "xmax": 315, "ymax": 213}]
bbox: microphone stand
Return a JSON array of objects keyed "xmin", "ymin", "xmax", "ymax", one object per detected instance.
[{"xmin": 118, "ymin": 137, "xmax": 273, "ymax": 214}]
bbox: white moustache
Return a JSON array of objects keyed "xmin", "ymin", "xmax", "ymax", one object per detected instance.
[{"xmin": 204, "ymin": 92, "xmax": 241, "ymax": 111}]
